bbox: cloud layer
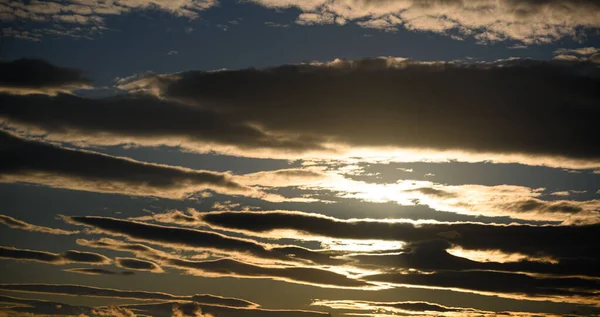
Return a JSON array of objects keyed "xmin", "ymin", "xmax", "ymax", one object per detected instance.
[
  {"xmin": 4, "ymin": 58, "xmax": 600, "ymax": 168},
  {"xmin": 0, "ymin": 130, "xmax": 253, "ymax": 198}
]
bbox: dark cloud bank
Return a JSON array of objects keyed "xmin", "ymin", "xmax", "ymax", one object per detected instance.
[
  {"xmin": 0, "ymin": 130, "xmax": 250, "ymax": 198},
  {"xmin": 1, "ymin": 58, "xmax": 600, "ymax": 167}
]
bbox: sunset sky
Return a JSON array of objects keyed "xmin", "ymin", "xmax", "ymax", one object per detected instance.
[{"xmin": 1, "ymin": 1, "xmax": 600, "ymax": 316}]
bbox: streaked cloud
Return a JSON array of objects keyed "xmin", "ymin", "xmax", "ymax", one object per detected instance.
[
  {"xmin": 0, "ymin": 213, "xmax": 78, "ymax": 235},
  {"xmin": 115, "ymin": 257, "xmax": 164, "ymax": 273},
  {"xmin": 64, "ymin": 267, "xmax": 135, "ymax": 276},
  {"xmin": 0, "ymin": 246, "xmax": 111, "ymax": 265},
  {"xmin": 5, "ymin": 58, "xmax": 598, "ymax": 169},
  {"xmin": 0, "ymin": 283, "xmax": 258, "ymax": 308},
  {"xmin": 65, "ymin": 215, "xmax": 343, "ymax": 265},
  {"xmin": 0, "ymin": 130, "xmax": 257, "ymax": 199},
  {"xmin": 197, "ymin": 211, "xmax": 600, "ymax": 260}
]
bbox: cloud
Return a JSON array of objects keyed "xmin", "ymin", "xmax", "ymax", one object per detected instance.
[
  {"xmin": 0, "ymin": 287, "xmax": 330, "ymax": 317},
  {"xmin": 238, "ymin": 168, "xmax": 330, "ymax": 187},
  {"xmin": 0, "ymin": 246, "xmax": 111, "ymax": 265},
  {"xmin": 115, "ymin": 257, "xmax": 164, "ymax": 273},
  {"xmin": 366, "ymin": 269, "xmax": 600, "ymax": 304},
  {"xmin": 76, "ymin": 237, "xmax": 173, "ymax": 261},
  {"xmin": 0, "ymin": 130, "xmax": 256, "ymax": 199},
  {"xmin": 197, "ymin": 211, "xmax": 600, "ymax": 260},
  {"xmin": 64, "ymin": 268, "xmax": 135, "ymax": 276},
  {"xmin": 0, "ymin": 294, "xmax": 99, "ymax": 317},
  {"xmin": 349, "ymin": 239, "xmax": 600, "ymax": 279},
  {"xmin": 0, "ymin": 91, "xmax": 323, "ymax": 157},
  {"xmin": 123, "ymin": 301, "xmax": 331, "ymax": 317},
  {"xmin": 555, "ymin": 47, "xmax": 600, "ymax": 56},
  {"xmin": 0, "ymin": 283, "xmax": 258, "ymax": 308},
  {"xmin": 249, "ymin": 0, "xmax": 600, "ymax": 44},
  {"xmin": 0, "ymin": 214, "xmax": 78, "ymax": 235},
  {"xmin": 4, "ymin": 58, "xmax": 600, "ymax": 169},
  {"xmin": 311, "ymin": 299, "xmax": 486, "ymax": 315},
  {"xmin": 0, "ymin": 59, "xmax": 90, "ymax": 95},
  {"xmin": 66, "ymin": 216, "xmax": 343, "ymax": 265},
  {"xmin": 167, "ymin": 257, "xmax": 369, "ymax": 288},
  {"xmin": 1, "ymin": 0, "xmax": 217, "ymax": 40}
]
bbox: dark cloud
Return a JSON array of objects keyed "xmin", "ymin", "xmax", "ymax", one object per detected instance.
[
  {"xmin": 350, "ymin": 239, "xmax": 600, "ymax": 278},
  {"xmin": 167, "ymin": 258, "xmax": 368, "ymax": 288},
  {"xmin": 311, "ymin": 299, "xmax": 482, "ymax": 314},
  {"xmin": 64, "ymin": 268, "xmax": 135, "ymax": 276},
  {"xmin": 0, "ymin": 92, "xmax": 320, "ymax": 152},
  {"xmin": 0, "ymin": 283, "xmax": 257, "ymax": 308},
  {"xmin": 0, "ymin": 213, "xmax": 77, "ymax": 235},
  {"xmin": 0, "ymin": 130, "xmax": 252, "ymax": 198},
  {"xmin": 366, "ymin": 269, "xmax": 600, "ymax": 303},
  {"xmin": 115, "ymin": 257, "xmax": 163, "ymax": 273},
  {"xmin": 0, "ymin": 59, "xmax": 90, "ymax": 95},
  {"xmin": 199, "ymin": 211, "xmax": 600, "ymax": 260},
  {"xmin": 0, "ymin": 295, "xmax": 97, "ymax": 316},
  {"xmin": 2, "ymin": 58, "xmax": 599, "ymax": 167},
  {"xmin": 0, "ymin": 246, "xmax": 111, "ymax": 265},
  {"xmin": 122, "ymin": 301, "xmax": 331, "ymax": 317},
  {"xmin": 156, "ymin": 58, "xmax": 600, "ymax": 164},
  {"xmin": 67, "ymin": 216, "xmax": 343, "ymax": 265}
]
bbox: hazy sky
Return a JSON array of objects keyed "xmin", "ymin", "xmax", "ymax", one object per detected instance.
[{"xmin": 1, "ymin": 1, "xmax": 600, "ymax": 317}]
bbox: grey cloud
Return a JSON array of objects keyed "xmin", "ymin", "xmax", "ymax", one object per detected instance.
[
  {"xmin": 167, "ymin": 258, "xmax": 368, "ymax": 288},
  {"xmin": 0, "ymin": 130, "xmax": 252, "ymax": 199},
  {"xmin": 3, "ymin": 58, "xmax": 600, "ymax": 168},
  {"xmin": 0, "ymin": 283, "xmax": 257, "ymax": 308},
  {"xmin": 0, "ymin": 246, "xmax": 111, "ymax": 265},
  {"xmin": 157, "ymin": 58, "xmax": 600, "ymax": 163},
  {"xmin": 0, "ymin": 213, "xmax": 77, "ymax": 235},
  {"xmin": 350, "ymin": 239, "xmax": 600, "ymax": 278},
  {"xmin": 64, "ymin": 268, "xmax": 135, "ymax": 276},
  {"xmin": 115, "ymin": 257, "xmax": 163, "ymax": 273},
  {"xmin": 0, "ymin": 295, "xmax": 97, "ymax": 317},
  {"xmin": 122, "ymin": 301, "xmax": 331, "ymax": 317},
  {"xmin": 0, "ymin": 92, "xmax": 321, "ymax": 153},
  {"xmin": 0, "ymin": 59, "xmax": 90, "ymax": 95},
  {"xmin": 67, "ymin": 216, "xmax": 343, "ymax": 265},
  {"xmin": 311, "ymin": 299, "xmax": 483, "ymax": 314},
  {"xmin": 199, "ymin": 211, "xmax": 600, "ymax": 260},
  {"xmin": 366, "ymin": 269, "xmax": 600, "ymax": 303}
]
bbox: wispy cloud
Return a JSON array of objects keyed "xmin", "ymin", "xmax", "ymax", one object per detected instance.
[
  {"xmin": 0, "ymin": 213, "xmax": 78, "ymax": 235},
  {"xmin": 0, "ymin": 246, "xmax": 111, "ymax": 265}
]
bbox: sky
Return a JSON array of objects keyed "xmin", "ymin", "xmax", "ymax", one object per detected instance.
[{"xmin": 0, "ymin": 1, "xmax": 600, "ymax": 317}]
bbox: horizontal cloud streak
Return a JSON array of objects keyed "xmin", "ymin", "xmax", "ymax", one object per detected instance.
[
  {"xmin": 115, "ymin": 257, "xmax": 164, "ymax": 273},
  {"xmin": 0, "ymin": 246, "xmax": 111, "ymax": 265},
  {"xmin": 0, "ymin": 130, "xmax": 254, "ymax": 199},
  {"xmin": 0, "ymin": 283, "xmax": 257, "ymax": 308},
  {"xmin": 198, "ymin": 211, "xmax": 600, "ymax": 260},
  {"xmin": 4, "ymin": 58, "xmax": 599, "ymax": 168},
  {"xmin": 66, "ymin": 216, "xmax": 343, "ymax": 265},
  {"xmin": 0, "ymin": 213, "xmax": 77, "ymax": 235},
  {"xmin": 64, "ymin": 268, "xmax": 135, "ymax": 276},
  {"xmin": 167, "ymin": 257, "xmax": 368, "ymax": 288}
]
